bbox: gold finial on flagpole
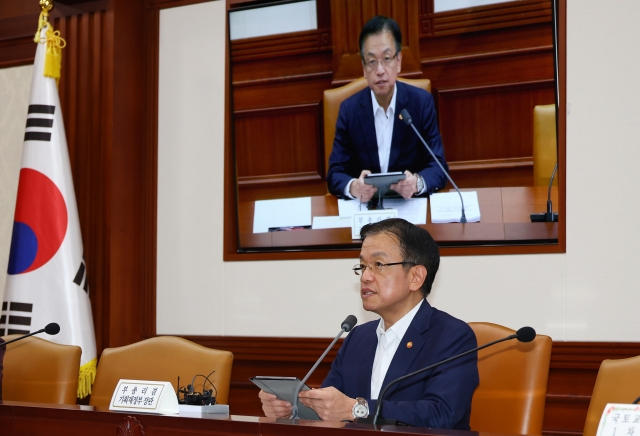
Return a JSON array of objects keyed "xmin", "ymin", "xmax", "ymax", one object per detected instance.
[{"xmin": 39, "ymin": 0, "xmax": 54, "ymax": 12}]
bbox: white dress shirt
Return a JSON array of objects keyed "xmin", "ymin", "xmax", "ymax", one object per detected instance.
[
  {"xmin": 371, "ymin": 85, "xmax": 397, "ymax": 174},
  {"xmin": 370, "ymin": 299, "xmax": 424, "ymax": 399},
  {"xmin": 343, "ymin": 85, "xmax": 398, "ymax": 199}
]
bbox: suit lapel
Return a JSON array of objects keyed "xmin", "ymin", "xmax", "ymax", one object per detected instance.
[
  {"xmin": 389, "ymin": 82, "xmax": 409, "ymax": 170},
  {"xmin": 379, "ymin": 300, "xmax": 433, "ymax": 399},
  {"xmin": 356, "ymin": 89, "xmax": 381, "ymax": 173}
]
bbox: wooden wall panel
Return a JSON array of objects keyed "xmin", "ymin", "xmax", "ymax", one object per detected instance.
[
  {"xmin": 437, "ymin": 80, "xmax": 555, "ymax": 186},
  {"xmin": 231, "ymin": 29, "xmax": 331, "ymax": 62},
  {"xmin": 329, "ymin": 0, "xmax": 422, "ymax": 81},
  {"xmin": 232, "ymin": 72, "xmax": 332, "ymax": 110},
  {"xmin": 438, "ymin": 81, "xmax": 554, "ymax": 160},
  {"xmin": 235, "ymin": 104, "xmax": 323, "ymax": 186},
  {"xmin": 54, "ymin": 10, "xmax": 112, "ymax": 353},
  {"xmin": 230, "ymin": 17, "xmax": 334, "ymax": 199},
  {"xmin": 431, "ymin": 0, "xmax": 552, "ymax": 36}
]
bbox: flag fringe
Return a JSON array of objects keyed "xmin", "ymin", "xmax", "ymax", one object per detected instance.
[{"xmin": 77, "ymin": 357, "xmax": 97, "ymax": 399}]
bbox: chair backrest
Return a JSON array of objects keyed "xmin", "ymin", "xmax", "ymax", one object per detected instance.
[
  {"xmin": 533, "ymin": 104, "xmax": 558, "ymax": 187},
  {"xmin": 583, "ymin": 355, "xmax": 640, "ymax": 436},
  {"xmin": 1, "ymin": 335, "xmax": 81, "ymax": 404},
  {"xmin": 468, "ymin": 322, "xmax": 552, "ymax": 435},
  {"xmin": 89, "ymin": 336, "xmax": 233, "ymax": 407},
  {"xmin": 322, "ymin": 77, "xmax": 432, "ymax": 177}
]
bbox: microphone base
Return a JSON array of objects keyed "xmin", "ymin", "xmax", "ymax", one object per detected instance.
[
  {"xmin": 356, "ymin": 417, "xmax": 409, "ymax": 426},
  {"xmin": 530, "ymin": 212, "xmax": 558, "ymax": 222}
]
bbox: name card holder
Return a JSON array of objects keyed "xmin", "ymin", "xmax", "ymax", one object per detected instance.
[
  {"xmin": 352, "ymin": 209, "xmax": 398, "ymax": 239},
  {"xmin": 596, "ymin": 403, "xmax": 640, "ymax": 436},
  {"xmin": 109, "ymin": 379, "xmax": 179, "ymax": 415}
]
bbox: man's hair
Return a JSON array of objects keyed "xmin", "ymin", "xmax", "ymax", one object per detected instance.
[
  {"xmin": 360, "ymin": 218, "xmax": 439, "ymax": 297},
  {"xmin": 359, "ymin": 15, "xmax": 402, "ymax": 60}
]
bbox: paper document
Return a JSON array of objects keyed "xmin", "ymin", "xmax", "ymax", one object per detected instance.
[
  {"xmin": 378, "ymin": 198, "xmax": 427, "ymax": 225},
  {"xmin": 337, "ymin": 198, "xmax": 427, "ymax": 225},
  {"xmin": 430, "ymin": 191, "xmax": 480, "ymax": 223},
  {"xmin": 312, "ymin": 216, "xmax": 351, "ymax": 229},
  {"xmin": 253, "ymin": 197, "xmax": 312, "ymax": 233},
  {"xmin": 337, "ymin": 198, "xmax": 364, "ymax": 218}
]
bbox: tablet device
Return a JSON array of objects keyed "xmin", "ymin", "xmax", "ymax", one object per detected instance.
[
  {"xmin": 363, "ymin": 172, "xmax": 405, "ymax": 188},
  {"xmin": 250, "ymin": 376, "xmax": 321, "ymax": 420}
]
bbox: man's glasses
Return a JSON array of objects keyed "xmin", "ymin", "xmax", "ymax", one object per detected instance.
[
  {"xmin": 352, "ymin": 261, "xmax": 416, "ymax": 275},
  {"xmin": 363, "ymin": 52, "xmax": 398, "ymax": 72}
]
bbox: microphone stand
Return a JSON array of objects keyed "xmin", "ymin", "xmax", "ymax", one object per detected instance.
[
  {"xmin": 290, "ymin": 316, "xmax": 357, "ymax": 419},
  {"xmin": 400, "ymin": 111, "xmax": 466, "ymax": 223},
  {"xmin": 530, "ymin": 162, "xmax": 559, "ymax": 222}
]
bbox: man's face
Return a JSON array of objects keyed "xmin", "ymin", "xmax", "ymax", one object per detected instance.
[
  {"xmin": 359, "ymin": 232, "xmax": 420, "ymax": 325},
  {"xmin": 361, "ymin": 31, "xmax": 402, "ymax": 106}
]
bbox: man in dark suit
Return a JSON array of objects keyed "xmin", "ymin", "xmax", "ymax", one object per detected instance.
[
  {"xmin": 259, "ymin": 219, "xmax": 478, "ymax": 429},
  {"xmin": 327, "ymin": 16, "xmax": 448, "ymax": 201}
]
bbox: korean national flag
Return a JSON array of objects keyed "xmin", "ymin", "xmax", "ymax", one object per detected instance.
[{"xmin": 1, "ymin": 26, "xmax": 97, "ymax": 398}]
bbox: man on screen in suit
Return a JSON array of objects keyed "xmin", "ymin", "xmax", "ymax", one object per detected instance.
[
  {"xmin": 259, "ymin": 219, "xmax": 479, "ymax": 429},
  {"xmin": 327, "ymin": 16, "xmax": 448, "ymax": 201}
]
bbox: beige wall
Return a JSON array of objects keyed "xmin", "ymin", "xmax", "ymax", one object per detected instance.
[{"xmin": 0, "ymin": 65, "xmax": 33, "ymax": 304}]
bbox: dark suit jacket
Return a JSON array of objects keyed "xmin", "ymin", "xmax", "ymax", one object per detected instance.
[
  {"xmin": 321, "ymin": 300, "xmax": 478, "ymax": 429},
  {"xmin": 327, "ymin": 81, "xmax": 448, "ymax": 198}
]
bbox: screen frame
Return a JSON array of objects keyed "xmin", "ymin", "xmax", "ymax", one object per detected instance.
[{"xmin": 223, "ymin": 0, "xmax": 566, "ymax": 260}]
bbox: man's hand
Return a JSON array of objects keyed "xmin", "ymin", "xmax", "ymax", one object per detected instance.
[
  {"xmin": 390, "ymin": 170, "xmax": 418, "ymax": 199},
  {"xmin": 259, "ymin": 390, "xmax": 292, "ymax": 418},
  {"xmin": 349, "ymin": 170, "xmax": 377, "ymax": 202},
  {"xmin": 298, "ymin": 387, "xmax": 355, "ymax": 422}
]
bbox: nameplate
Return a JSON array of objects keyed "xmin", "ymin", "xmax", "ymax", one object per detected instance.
[
  {"xmin": 352, "ymin": 209, "xmax": 398, "ymax": 239},
  {"xmin": 596, "ymin": 403, "xmax": 640, "ymax": 436},
  {"xmin": 109, "ymin": 379, "xmax": 179, "ymax": 415}
]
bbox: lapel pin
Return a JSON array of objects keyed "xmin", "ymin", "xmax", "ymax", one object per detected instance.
[{"xmin": 406, "ymin": 342, "xmax": 413, "ymax": 349}]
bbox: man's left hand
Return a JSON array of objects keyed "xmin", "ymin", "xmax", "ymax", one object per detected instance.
[
  {"xmin": 298, "ymin": 387, "xmax": 355, "ymax": 421},
  {"xmin": 390, "ymin": 170, "xmax": 418, "ymax": 199}
]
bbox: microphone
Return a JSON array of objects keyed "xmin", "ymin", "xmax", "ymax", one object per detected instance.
[
  {"xmin": 0, "ymin": 322, "xmax": 61, "ymax": 347},
  {"xmin": 365, "ymin": 326, "xmax": 536, "ymax": 426},
  {"xmin": 290, "ymin": 315, "xmax": 357, "ymax": 419},
  {"xmin": 399, "ymin": 109, "xmax": 467, "ymax": 223},
  {"xmin": 530, "ymin": 162, "xmax": 559, "ymax": 222}
]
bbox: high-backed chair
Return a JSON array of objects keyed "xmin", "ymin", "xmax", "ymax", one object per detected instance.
[
  {"xmin": 1, "ymin": 335, "xmax": 81, "ymax": 404},
  {"xmin": 582, "ymin": 355, "xmax": 640, "ymax": 436},
  {"xmin": 468, "ymin": 322, "xmax": 552, "ymax": 435},
  {"xmin": 533, "ymin": 104, "xmax": 558, "ymax": 186},
  {"xmin": 323, "ymin": 77, "xmax": 432, "ymax": 176},
  {"xmin": 89, "ymin": 336, "xmax": 233, "ymax": 407}
]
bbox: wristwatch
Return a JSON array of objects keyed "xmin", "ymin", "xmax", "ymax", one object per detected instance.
[
  {"xmin": 352, "ymin": 397, "xmax": 369, "ymax": 419},
  {"xmin": 416, "ymin": 174, "xmax": 425, "ymax": 194}
]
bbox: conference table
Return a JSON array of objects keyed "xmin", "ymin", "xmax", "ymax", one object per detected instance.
[
  {"xmin": 238, "ymin": 187, "xmax": 559, "ymax": 250},
  {"xmin": 0, "ymin": 400, "xmax": 512, "ymax": 436}
]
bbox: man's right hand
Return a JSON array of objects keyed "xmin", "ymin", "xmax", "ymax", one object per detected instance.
[
  {"xmin": 349, "ymin": 170, "xmax": 377, "ymax": 202},
  {"xmin": 259, "ymin": 389, "xmax": 292, "ymax": 418}
]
